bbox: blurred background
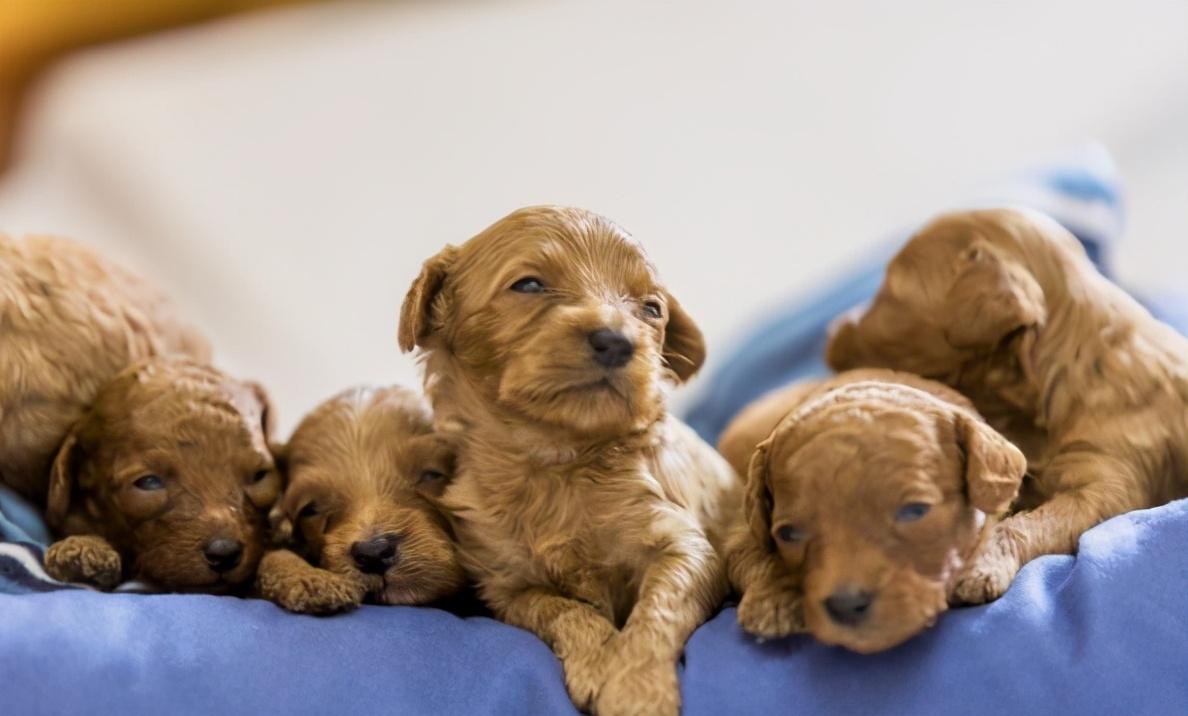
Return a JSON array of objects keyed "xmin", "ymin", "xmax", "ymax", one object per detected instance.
[{"xmin": 1, "ymin": 0, "xmax": 1186, "ymax": 435}]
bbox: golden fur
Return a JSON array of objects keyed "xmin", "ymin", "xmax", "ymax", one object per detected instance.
[
  {"xmin": 828, "ymin": 207, "xmax": 1188, "ymax": 602},
  {"xmin": 0, "ymin": 234, "xmax": 209, "ymax": 506},
  {"xmin": 719, "ymin": 369, "xmax": 1026, "ymax": 652},
  {"xmin": 257, "ymin": 385, "xmax": 464, "ymax": 614},
  {"xmin": 43, "ymin": 357, "xmax": 278, "ymax": 591},
  {"xmin": 399, "ymin": 206, "xmax": 775, "ymax": 715}
]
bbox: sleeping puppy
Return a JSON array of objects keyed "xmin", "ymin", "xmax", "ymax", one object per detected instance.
[
  {"xmin": 399, "ymin": 206, "xmax": 772, "ymax": 715},
  {"xmin": 828, "ymin": 207, "xmax": 1188, "ymax": 603},
  {"xmin": 0, "ymin": 233, "xmax": 209, "ymax": 507},
  {"xmin": 719, "ymin": 369, "xmax": 1026, "ymax": 652},
  {"xmin": 257, "ymin": 385, "xmax": 465, "ymax": 614},
  {"xmin": 43, "ymin": 358, "xmax": 278, "ymax": 592}
]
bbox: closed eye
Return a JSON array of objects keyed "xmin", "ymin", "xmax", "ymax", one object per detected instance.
[{"xmin": 774, "ymin": 524, "xmax": 808, "ymax": 543}]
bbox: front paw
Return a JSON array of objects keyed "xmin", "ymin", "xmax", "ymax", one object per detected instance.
[
  {"xmin": 45, "ymin": 535, "xmax": 122, "ymax": 590},
  {"xmin": 952, "ymin": 532, "xmax": 1021, "ymax": 605},
  {"xmin": 554, "ymin": 615, "xmax": 616, "ymax": 711},
  {"xmin": 737, "ymin": 580, "xmax": 806, "ymax": 639},
  {"xmin": 257, "ymin": 552, "xmax": 366, "ymax": 615},
  {"xmin": 596, "ymin": 650, "xmax": 680, "ymax": 716}
]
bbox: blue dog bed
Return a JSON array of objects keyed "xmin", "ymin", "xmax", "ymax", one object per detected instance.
[{"xmin": 3, "ymin": 149, "xmax": 1186, "ymax": 715}]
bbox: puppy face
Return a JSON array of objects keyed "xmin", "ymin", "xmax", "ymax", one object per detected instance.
[
  {"xmin": 47, "ymin": 359, "xmax": 279, "ymax": 590},
  {"xmin": 399, "ymin": 206, "xmax": 705, "ymax": 437},
  {"xmin": 827, "ymin": 208, "xmax": 1051, "ymax": 387},
  {"xmin": 747, "ymin": 383, "xmax": 1025, "ymax": 653},
  {"xmin": 274, "ymin": 386, "xmax": 464, "ymax": 605}
]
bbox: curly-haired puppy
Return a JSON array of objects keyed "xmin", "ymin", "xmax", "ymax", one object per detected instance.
[
  {"xmin": 719, "ymin": 369, "xmax": 1026, "ymax": 652},
  {"xmin": 43, "ymin": 358, "xmax": 278, "ymax": 592},
  {"xmin": 257, "ymin": 385, "xmax": 465, "ymax": 614},
  {"xmin": 399, "ymin": 206, "xmax": 772, "ymax": 715},
  {"xmin": 1, "ymin": 234, "xmax": 209, "ymax": 506},
  {"xmin": 828, "ymin": 207, "xmax": 1188, "ymax": 602}
]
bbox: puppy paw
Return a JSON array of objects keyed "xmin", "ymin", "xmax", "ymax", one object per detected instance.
[
  {"xmin": 596, "ymin": 652, "xmax": 680, "ymax": 716},
  {"xmin": 737, "ymin": 580, "xmax": 806, "ymax": 639},
  {"xmin": 554, "ymin": 614, "xmax": 616, "ymax": 711},
  {"xmin": 952, "ymin": 532, "xmax": 1021, "ymax": 605},
  {"xmin": 45, "ymin": 535, "xmax": 122, "ymax": 590},
  {"xmin": 257, "ymin": 551, "xmax": 366, "ymax": 615}
]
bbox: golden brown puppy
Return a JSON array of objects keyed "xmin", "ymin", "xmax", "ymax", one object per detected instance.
[
  {"xmin": 719, "ymin": 369, "xmax": 1026, "ymax": 652},
  {"xmin": 828, "ymin": 207, "xmax": 1188, "ymax": 603},
  {"xmin": 1, "ymin": 234, "xmax": 209, "ymax": 506},
  {"xmin": 257, "ymin": 385, "xmax": 465, "ymax": 614},
  {"xmin": 43, "ymin": 358, "xmax": 279, "ymax": 591},
  {"xmin": 399, "ymin": 206, "xmax": 777, "ymax": 716}
]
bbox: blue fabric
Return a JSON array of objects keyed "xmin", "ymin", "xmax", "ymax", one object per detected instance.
[{"xmin": 4, "ymin": 147, "xmax": 1188, "ymax": 715}]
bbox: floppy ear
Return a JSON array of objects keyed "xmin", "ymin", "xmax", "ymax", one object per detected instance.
[
  {"xmin": 267, "ymin": 445, "xmax": 295, "ymax": 548},
  {"xmin": 955, "ymin": 412, "xmax": 1026, "ymax": 514},
  {"xmin": 942, "ymin": 241, "xmax": 1045, "ymax": 349},
  {"xmin": 46, "ymin": 428, "xmax": 83, "ymax": 530},
  {"xmin": 744, "ymin": 440, "xmax": 776, "ymax": 552},
  {"xmin": 661, "ymin": 290, "xmax": 706, "ymax": 383},
  {"xmin": 246, "ymin": 381, "xmax": 277, "ymax": 445},
  {"xmin": 399, "ymin": 246, "xmax": 459, "ymax": 353},
  {"xmin": 825, "ymin": 305, "xmax": 868, "ymax": 371}
]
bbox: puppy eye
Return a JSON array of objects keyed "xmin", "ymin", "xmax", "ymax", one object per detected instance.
[
  {"xmin": 133, "ymin": 474, "xmax": 165, "ymax": 491},
  {"xmin": 250, "ymin": 469, "xmax": 270, "ymax": 484},
  {"xmin": 641, "ymin": 300, "xmax": 663, "ymax": 320},
  {"xmin": 509, "ymin": 277, "xmax": 546, "ymax": 293},
  {"xmin": 418, "ymin": 469, "xmax": 447, "ymax": 484},
  {"xmin": 895, "ymin": 502, "xmax": 931, "ymax": 522},
  {"xmin": 774, "ymin": 524, "xmax": 807, "ymax": 543},
  {"xmin": 298, "ymin": 503, "xmax": 319, "ymax": 519}
]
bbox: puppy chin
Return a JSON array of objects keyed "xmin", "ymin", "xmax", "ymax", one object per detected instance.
[
  {"xmin": 498, "ymin": 366, "xmax": 663, "ymax": 437},
  {"xmin": 806, "ymin": 587, "xmax": 947, "ymax": 654}
]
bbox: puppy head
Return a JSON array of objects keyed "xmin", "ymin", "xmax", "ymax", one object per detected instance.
[
  {"xmin": 47, "ymin": 358, "xmax": 279, "ymax": 590},
  {"xmin": 746, "ymin": 381, "xmax": 1025, "ymax": 653},
  {"xmin": 827, "ymin": 208, "xmax": 1052, "ymax": 384},
  {"xmin": 273, "ymin": 386, "xmax": 464, "ymax": 605},
  {"xmin": 399, "ymin": 206, "xmax": 705, "ymax": 438}
]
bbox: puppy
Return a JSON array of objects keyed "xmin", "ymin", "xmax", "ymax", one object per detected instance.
[
  {"xmin": 828, "ymin": 207, "xmax": 1188, "ymax": 602},
  {"xmin": 43, "ymin": 357, "xmax": 278, "ymax": 591},
  {"xmin": 399, "ymin": 206, "xmax": 778, "ymax": 715},
  {"xmin": 719, "ymin": 369, "xmax": 1026, "ymax": 652},
  {"xmin": 0, "ymin": 234, "xmax": 209, "ymax": 506},
  {"xmin": 257, "ymin": 385, "xmax": 465, "ymax": 614}
]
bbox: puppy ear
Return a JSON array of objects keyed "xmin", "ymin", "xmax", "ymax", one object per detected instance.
[
  {"xmin": 744, "ymin": 440, "xmax": 776, "ymax": 552},
  {"xmin": 942, "ymin": 241, "xmax": 1045, "ymax": 349},
  {"xmin": 399, "ymin": 245, "xmax": 459, "ymax": 353},
  {"xmin": 825, "ymin": 305, "xmax": 867, "ymax": 371},
  {"xmin": 268, "ymin": 447, "xmax": 295, "ymax": 548},
  {"xmin": 46, "ymin": 428, "xmax": 83, "ymax": 530},
  {"xmin": 955, "ymin": 413, "xmax": 1026, "ymax": 514},
  {"xmin": 662, "ymin": 290, "xmax": 706, "ymax": 383},
  {"xmin": 245, "ymin": 381, "xmax": 277, "ymax": 444}
]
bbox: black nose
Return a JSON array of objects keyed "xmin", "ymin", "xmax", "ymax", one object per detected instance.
[
  {"xmin": 588, "ymin": 329, "xmax": 634, "ymax": 368},
  {"xmin": 203, "ymin": 538, "xmax": 244, "ymax": 573},
  {"xmin": 350, "ymin": 534, "xmax": 400, "ymax": 574},
  {"xmin": 824, "ymin": 589, "xmax": 875, "ymax": 627}
]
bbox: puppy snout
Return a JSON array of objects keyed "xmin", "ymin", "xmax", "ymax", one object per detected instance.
[
  {"xmin": 203, "ymin": 538, "xmax": 244, "ymax": 573},
  {"xmin": 824, "ymin": 588, "xmax": 875, "ymax": 627},
  {"xmin": 588, "ymin": 329, "xmax": 634, "ymax": 368},
  {"xmin": 350, "ymin": 533, "xmax": 401, "ymax": 574}
]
